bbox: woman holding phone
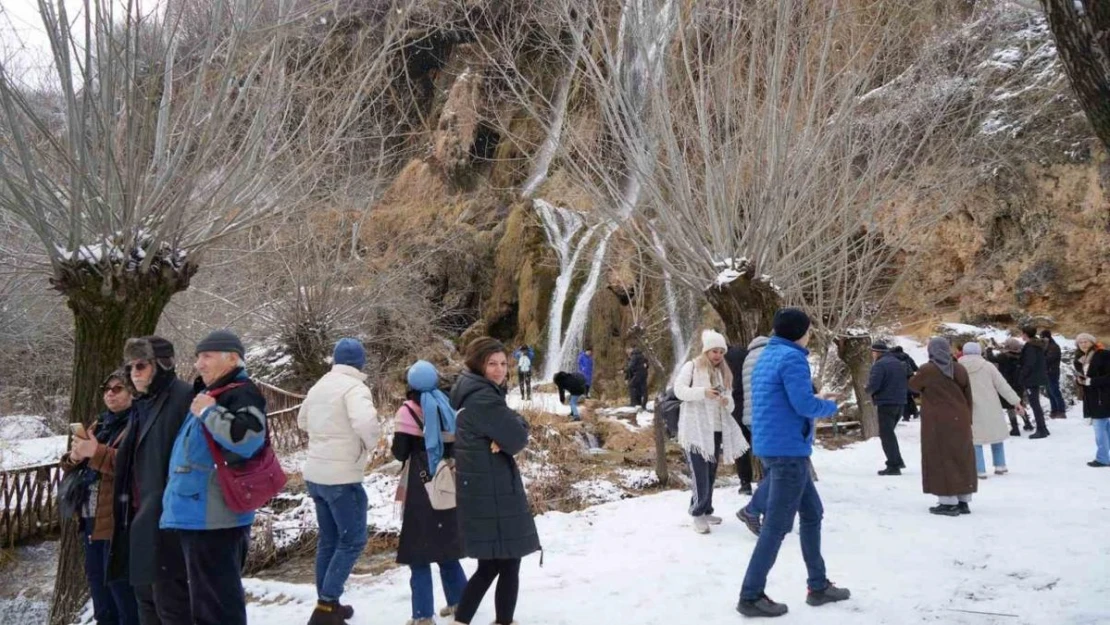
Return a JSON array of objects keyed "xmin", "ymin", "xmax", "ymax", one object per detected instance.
[
  {"xmin": 675, "ymin": 329, "xmax": 749, "ymax": 534},
  {"xmin": 1074, "ymin": 333, "xmax": 1110, "ymax": 467}
]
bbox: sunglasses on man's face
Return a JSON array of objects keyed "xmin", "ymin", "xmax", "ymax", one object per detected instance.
[
  {"xmin": 129, "ymin": 361, "xmax": 151, "ymax": 373},
  {"xmin": 103, "ymin": 385, "xmax": 126, "ymax": 395}
]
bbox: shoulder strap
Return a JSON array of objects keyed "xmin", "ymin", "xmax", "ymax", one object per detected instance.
[{"xmin": 198, "ymin": 382, "xmax": 271, "ymax": 466}]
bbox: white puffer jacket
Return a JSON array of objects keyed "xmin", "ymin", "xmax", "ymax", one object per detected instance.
[
  {"xmin": 675, "ymin": 360, "xmax": 748, "ymax": 462},
  {"xmin": 298, "ymin": 365, "xmax": 380, "ymax": 485},
  {"xmin": 960, "ymin": 355, "xmax": 1022, "ymax": 446}
]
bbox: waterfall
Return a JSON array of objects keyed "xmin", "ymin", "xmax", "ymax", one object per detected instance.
[
  {"xmin": 536, "ymin": 199, "xmax": 594, "ymax": 380},
  {"xmin": 548, "ymin": 225, "xmax": 615, "ymax": 378},
  {"xmin": 652, "ymin": 230, "xmax": 695, "ymax": 382}
]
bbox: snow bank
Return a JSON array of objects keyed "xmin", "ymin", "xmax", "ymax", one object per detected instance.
[
  {"xmin": 0, "ymin": 415, "xmax": 54, "ymax": 440},
  {"xmin": 0, "ymin": 435, "xmax": 66, "ymax": 470}
]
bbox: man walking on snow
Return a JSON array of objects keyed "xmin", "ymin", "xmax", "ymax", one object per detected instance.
[
  {"xmin": 868, "ymin": 342, "xmax": 909, "ymax": 476},
  {"xmin": 738, "ymin": 308, "xmax": 849, "ymax": 618}
]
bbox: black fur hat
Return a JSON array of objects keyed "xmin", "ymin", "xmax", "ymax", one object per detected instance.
[{"xmin": 123, "ymin": 336, "xmax": 175, "ymax": 362}]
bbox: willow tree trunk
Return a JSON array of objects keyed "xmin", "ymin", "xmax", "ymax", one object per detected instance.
[
  {"xmin": 47, "ymin": 256, "xmax": 195, "ymax": 625},
  {"xmin": 1040, "ymin": 0, "xmax": 1110, "ymax": 153},
  {"xmin": 703, "ymin": 267, "xmax": 780, "ymax": 347},
  {"xmin": 835, "ymin": 335, "xmax": 878, "ymax": 440},
  {"xmin": 628, "ymin": 324, "xmax": 670, "ymax": 486}
]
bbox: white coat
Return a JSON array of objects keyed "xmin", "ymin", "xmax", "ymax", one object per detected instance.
[
  {"xmin": 959, "ymin": 355, "xmax": 1022, "ymax": 446},
  {"xmin": 297, "ymin": 364, "xmax": 380, "ymax": 484},
  {"xmin": 674, "ymin": 360, "xmax": 748, "ymax": 462}
]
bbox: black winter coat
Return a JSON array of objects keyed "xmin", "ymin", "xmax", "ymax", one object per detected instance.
[
  {"xmin": 894, "ymin": 351, "xmax": 919, "ymax": 376},
  {"xmin": 108, "ymin": 372, "xmax": 193, "ymax": 583},
  {"xmin": 987, "ymin": 350, "xmax": 1024, "ymax": 410},
  {"xmin": 1075, "ymin": 349, "xmax": 1110, "ymax": 419},
  {"xmin": 625, "ymin": 351, "xmax": 649, "ymax": 384},
  {"xmin": 553, "ymin": 372, "xmax": 587, "ymax": 402},
  {"xmin": 1045, "ymin": 339, "xmax": 1063, "ymax": 378},
  {"xmin": 450, "ymin": 372, "xmax": 540, "ymax": 560},
  {"xmin": 1019, "ymin": 339, "xmax": 1050, "ymax": 388},
  {"xmin": 867, "ymin": 353, "xmax": 911, "ymax": 407},
  {"xmin": 392, "ymin": 432, "xmax": 463, "ymax": 565},
  {"xmin": 724, "ymin": 345, "xmax": 748, "ymax": 424}
]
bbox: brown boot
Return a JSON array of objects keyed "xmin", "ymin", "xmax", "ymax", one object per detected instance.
[{"xmin": 307, "ymin": 600, "xmax": 346, "ymax": 625}]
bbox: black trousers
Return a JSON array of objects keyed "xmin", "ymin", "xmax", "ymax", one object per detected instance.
[
  {"xmin": 629, "ymin": 379, "xmax": 648, "ymax": 410},
  {"xmin": 133, "ymin": 578, "xmax": 191, "ymax": 625},
  {"xmin": 518, "ymin": 371, "xmax": 532, "ymax": 399},
  {"xmin": 903, "ymin": 392, "xmax": 919, "ymax": 419},
  {"xmin": 178, "ymin": 526, "xmax": 251, "ymax": 625},
  {"xmin": 878, "ymin": 404, "xmax": 905, "ymax": 469},
  {"xmin": 1025, "ymin": 387, "xmax": 1049, "ymax": 433},
  {"xmin": 735, "ymin": 422, "xmax": 754, "ymax": 485},
  {"xmin": 454, "ymin": 558, "xmax": 522, "ymax": 625}
]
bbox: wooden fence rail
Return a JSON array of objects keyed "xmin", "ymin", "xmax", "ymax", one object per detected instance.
[{"xmin": 0, "ymin": 382, "xmax": 306, "ymax": 547}]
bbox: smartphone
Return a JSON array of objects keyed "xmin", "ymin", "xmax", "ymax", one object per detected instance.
[{"xmin": 69, "ymin": 422, "xmax": 87, "ymax": 438}]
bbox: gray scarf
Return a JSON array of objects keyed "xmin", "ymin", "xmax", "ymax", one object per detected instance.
[{"xmin": 928, "ymin": 337, "xmax": 955, "ymax": 379}]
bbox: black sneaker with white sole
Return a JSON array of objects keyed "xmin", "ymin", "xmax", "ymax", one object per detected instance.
[{"xmin": 737, "ymin": 594, "xmax": 789, "ymax": 617}]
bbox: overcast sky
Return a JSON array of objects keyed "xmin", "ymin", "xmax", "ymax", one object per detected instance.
[{"xmin": 0, "ymin": 1, "xmax": 87, "ymax": 86}]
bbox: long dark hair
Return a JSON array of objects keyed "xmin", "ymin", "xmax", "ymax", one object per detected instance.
[{"xmin": 464, "ymin": 337, "xmax": 507, "ymax": 376}]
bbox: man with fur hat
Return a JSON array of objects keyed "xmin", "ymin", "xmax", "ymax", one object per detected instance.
[
  {"xmin": 109, "ymin": 336, "xmax": 193, "ymax": 625},
  {"xmin": 160, "ymin": 330, "xmax": 268, "ymax": 625},
  {"xmin": 739, "ymin": 308, "xmax": 849, "ymax": 618}
]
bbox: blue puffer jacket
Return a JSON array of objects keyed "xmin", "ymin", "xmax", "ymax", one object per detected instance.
[
  {"xmin": 577, "ymin": 352, "xmax": 594, "ymax": 384},
  {"xmin": 751, "ymin": 337, "xmax": 838, "ymax": 457},
  {"xmin": 160, "ymin": 368, "xmax": 268, "ymax": 530}
]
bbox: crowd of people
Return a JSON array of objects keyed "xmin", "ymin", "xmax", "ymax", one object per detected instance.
[{"xmin": 56, "ymin": 312, "xmax": 1106, "ymax": 625}]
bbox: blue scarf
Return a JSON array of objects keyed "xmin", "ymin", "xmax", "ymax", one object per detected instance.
[{"xmin": 419, "ymin": 389, "xmax": 457, "ymax": 476}]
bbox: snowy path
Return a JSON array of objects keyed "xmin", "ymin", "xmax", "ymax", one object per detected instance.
[{"xmin": 244, "ymin": 409, "xmax": 1109, "ymax": 625}]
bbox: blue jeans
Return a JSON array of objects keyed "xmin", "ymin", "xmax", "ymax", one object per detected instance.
[
  {"xmin": 410, "ymin": 561, "xmax": 468, "ymax": 619},
  {"xmin": 747, "ymin": 476, "xmax": 769, "ymax": 517},
  {"xmin": 82, "ymin": 520, "xmax": 139, "ymax": 625},
  {"xmin": 307, "ymin": 481, "xmax": 369, "ymax": 602},
  {"xmin": 740, "ymin": 457, "xmax": 827, "ymax": 600},
  {"xmin": 1094, "ymin": 419, "xmax": 1110, "ymax": 465},
  {"xmin": 1046, "ymin": 377, "xmax": 1066, "ymax": 414},
  {"xmin": 569, "ymin": 395, "xmax": 581, "ymax": 420},
  {"xmin": 974, "ymin": 443, "xmax": 1006, "ymax": 474}
]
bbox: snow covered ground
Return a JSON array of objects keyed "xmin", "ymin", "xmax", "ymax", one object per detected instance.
[
  {"xmin": 0, "ymin": 435, "xmax": 66, "ymax": 470},
  {"xmin": 241, "ymin": 405, "xmax": 1109, "ymax": 625}
]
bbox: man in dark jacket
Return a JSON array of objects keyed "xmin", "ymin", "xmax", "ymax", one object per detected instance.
[
  {"xmin": 625, "ymin": 348, "xmax": 649, "ymax": 411},
  {"xmin": 553, "ymin": 371, "xmax": 588, "ymax": 421},
  {"xmin": 110, "ymin": 336, "xmax": 193, "ymax": 625},
  {"xmin": 724, "ymin": 344, "xmax": 755, "ymax": 494},
  {"xmin": 867, "ymin": 343, "xmax": 909, "ymax": 476},
  {"xmin": 1041, "ymin": 330, "xmax": 1066, "ymax": 419},
  {"xmin": 890, "ymin": 346, "xmax": 919, "ymax": 421},
  {"xmin": 1019, "ymin": 327, "xmax": 1051, "ymax": 438}
]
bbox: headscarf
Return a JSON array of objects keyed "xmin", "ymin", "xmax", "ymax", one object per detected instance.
[
  {"xmin": 406, "ymin": 360, "xmax": 457, "ymax": 475},
  {"xmin": 928, "ymin": 337, "xmax": 955, "ymax": 379}
]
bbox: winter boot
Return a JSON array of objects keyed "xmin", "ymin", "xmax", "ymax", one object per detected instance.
[
  {"xmin": 440, "ymin": 605, "xmax": 458, "ymax": 617},
  {"xmin": 1087, "ymin": 460, "xmax": 1110, "ymax": 468},
  {"xmin": 977, "ymin": 473, "xmax": 988, "ymax": 480},
  {"xmin": 877, "ymin": 467, "xmax": 901, "ymax": 476},
  {"xmin": 737, "ymin": 506, "xmax": 762, "ymax": 536},
  {"xmin": 1022, "ymin": 420, "xmax": 1035, "ymax": 432},
  {"xmin": 693, "ymin": 515, "xmax": 711, "ymax": 534},
  {"xmin": 1009, "ymin": 427, "xmax": 1020, "ymax": 437},
  {"xmin": 341, "ymin": 605, "xmax": 354, "ymax": 620},
  {"xmin": 957, "ymin": 501, "xmax": 971, "ymax": 515},
  {"xmin": 307, "ymin": 600, "xmax": 347, "ymax": 625},
  {"xmin": 739, "ymin": 481, "xmax": 753, "ymax": 496},
  {"xmin": 704, "ymin": 514, "xmax": 723, "ymax": 525},
  {"xmin": 806, "ymin": 583, "xmax": 851, "ymax": 607},
  {"xmin": 929, "ymin": 504, "xmax": 960, "ymax": 517},
  {"xmin": 737, "ymin": 594, "xmax": 789, "ymax": 617},
  {"xmin": 1029, "ymin": 430, "xmax": 1050, "ymax": 439}
]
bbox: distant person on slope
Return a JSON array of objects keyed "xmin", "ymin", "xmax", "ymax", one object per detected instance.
[
  {"xmin": 513, "ymin": 344, "xmax": 534, "ymax": 401},
  {"xmin": 738, "ymin": 309, "xmax": 847, "ymax": 618},
  {"xmin": 553, "ymin": 371, "xmax": 588, "ymax": 422},
  {"xmin": 625, "ymin": 347, "xmax": 650, "ymax": 411},
  {"xmin": 1018, "ymin": 326, "xmax": 1051, "ymax": 438},
  {"xmin": 577, "ymin": 347, "xmax": 594, "ymax": 398},
  {"xmin": 450, "ymin": 337, "xmax": 541, "ymax": 625},
  {"xmin": 909, "ymin": 338, "xmax": 976, "ymax": 517},
  {"xmin": 867, "ymin": 342, "xmax": 909, "ymax": 476},
  {"xmin": 959, "ymin": 343, "xmax": 1024, "ymax": 479},
  {"xmin": 675, "ymin": 330, "xmax": 747, "ymax": 534},
  {"xmin": 393, "ymin": 361, "xmax": 467, "ymax": 625},
  {"xmin": 1041, "ymin": 330, "xmax": 1067, "ymax": 419},
  {"xmin": 1074, "ymin": 333, "xmax": 1110, "ymax": 468},
  {"xmin": 986, "ymin": 338, "xmax": 1034, "ymax": 435},
  {"xmin": 890, "ymin": 346, "xmax": 919, "ymax": 421}
]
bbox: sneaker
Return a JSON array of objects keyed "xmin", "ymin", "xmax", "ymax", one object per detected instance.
[
  {"xmin": 736, "ymin": 506, "xmax": 762, "ymax": 536},
  {"xmin": 1029, "ymin": 430, "xmax": 1050, "ymax": 439},
  {"xmin": 705, "ymin": 514, "xmax": 723, "ymax": 525},
  {"xmin": 739, "ymin": 482, "xmax": 753, "ymax": 496},
  {"xmin": 693, "ymin": 516, "xmax": 711, "ymax": 534},
  {"xmin": 806, "ymin": 583, "xmax": 851, "ymax": 607},
  {"xmin": 307, "ymin": 601, "xmax": 346, "ymax": 625},
  {"xmin": 1009, "ymin": 428, "xmax": 1020, "ymax": 437},
  {"xmin": 957, "ymin": 501, "xmax": 971, "ymax": 515},
  {"xmin": 929, "ymin": 504, "xmax": 960, "ymax": 517},
  {"xmin": 994, "ymin": 467, "xmax": 1008, "ymax": 475},
  {"xmin": 877, "ymin": 467, "xmax": 901, "ymax": 476},
  {"xmin": 737, "ymin": 594, "xmax": 789, "ymax": 617},
  {"xmin": 977, "ymin": 473, "xmax": 988, "ymax": 480},
  {"xmin": 1087, "ymin": 460, "xmax": 1110, "ymax": 468}
]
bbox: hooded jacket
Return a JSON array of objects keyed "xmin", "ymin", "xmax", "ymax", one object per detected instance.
[
  {"xmin": 960, "ymin": 355, "xmax": 1022, "ymax": 445},
  {"xmin": 1019, "ymin": 338, "xmax": 1049, "ymax": 388}
]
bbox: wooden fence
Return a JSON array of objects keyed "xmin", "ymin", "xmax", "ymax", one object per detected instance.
[{"xmin": 0, "ymin": 382, "xmax": 306, "ymax": 547}]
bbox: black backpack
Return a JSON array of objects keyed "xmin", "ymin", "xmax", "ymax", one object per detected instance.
[{"xmin": 659, "ymin": 389, "xmax": 681, "ymax": 438}]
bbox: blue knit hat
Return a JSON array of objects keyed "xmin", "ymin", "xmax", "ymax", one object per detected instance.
[
  {"xmin": 333, "ymin": 338, "xmax": 366, "ymax": 370},
  {"xmin": 407, "ymin": 360, "xmax": 440, "ymax": 392}
]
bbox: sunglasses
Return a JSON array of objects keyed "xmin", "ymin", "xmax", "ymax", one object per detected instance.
[
  {"xmin": 129, "ymin": 361, "xmax": 151, "ymax": 373},
  {"xmin": 103, "ymin": 385, "xmax": 127, "ymax": 395}
]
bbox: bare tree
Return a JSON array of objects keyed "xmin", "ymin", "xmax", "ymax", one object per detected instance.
[{"xmin": 1037, "ymin": 0, "xmax": 1110, "ymax": 151}]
